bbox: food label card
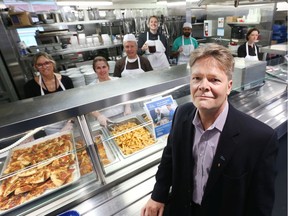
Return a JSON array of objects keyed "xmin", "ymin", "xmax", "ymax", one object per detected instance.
[{"xmin": 144, "ymin": 95, "xmax": 177, "ymax": 138}]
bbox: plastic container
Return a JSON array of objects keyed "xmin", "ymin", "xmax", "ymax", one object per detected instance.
[{"xmin": 58, "ymin": 210, "xmax": 80, "ymax": 216}]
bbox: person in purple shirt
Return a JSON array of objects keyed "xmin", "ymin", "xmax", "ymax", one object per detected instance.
[{"xmin": 141, "ymin": 43, "xmax": 278, "ymax": 216}]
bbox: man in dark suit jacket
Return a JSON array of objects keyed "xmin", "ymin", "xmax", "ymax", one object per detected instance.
[{"xmin": 141, "ymin": 43, "xmax": 278, "ymax": 216}]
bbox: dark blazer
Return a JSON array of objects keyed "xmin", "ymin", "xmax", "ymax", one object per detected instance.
[{"xmin": 151, "ymin": 102, "xmax": 278, "ymax": 216}]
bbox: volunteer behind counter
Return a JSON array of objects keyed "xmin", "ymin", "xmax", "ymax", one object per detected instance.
[
  {"xmin": 114, "ymin": 34, "xmax": 153, "ymax": 78},
  {"xmin": 237, "ymin": 28, "xmax": 260, "ymax": 61}
]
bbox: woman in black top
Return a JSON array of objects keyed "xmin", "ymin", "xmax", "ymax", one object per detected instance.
[
  {"xmin": 137, "ymin": 15, "xmax": 170, "ymax": 70},
  {"xmin": 24, "ymin": 52, "xmax": 73, "ymax": 98},
  {"xmin": 237, "ymin": 28, "xmax": 260, "ymax": 61}
]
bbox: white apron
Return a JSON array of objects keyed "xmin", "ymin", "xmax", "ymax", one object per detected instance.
[
  {"xmin": 145, "ymin": 32, "xmax": 170, "ymax": 70},
  {"xmin": 178, "ymin": 36, "xmax": 195, "ymax": 65},
  {"xmin": 244, "ymin": 42, "xmax": 258, "ymax": 62},
  {"xmin": 121, "ymin": 56, "xmax": 145, "ymax": 78},
  {"xmin": 39, "ymin": 74, "xmax": 67, "ymax": 135},
  {"xmin": 39, "ymin": 74, "xmax": 66, "ymax": 96}
]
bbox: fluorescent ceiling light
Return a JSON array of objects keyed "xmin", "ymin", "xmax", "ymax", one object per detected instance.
[
  {"xmin": 157, "ymin": 1, "xmax": 186, "ymax": 6},
  {"xmin": 167, "ymin": 1, "xmax": 186, "ymax": 6},
  {"xmin": 57, "ymin": 1, "xmax": 113, "ymax": 6},
  {"xmin": 156, "ymin": 1, "xmax": 167, "ymax": 5}
]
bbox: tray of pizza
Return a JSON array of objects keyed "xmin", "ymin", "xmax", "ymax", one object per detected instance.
[
  {"xmin": 0, "ymin": 131, "xmax": 81, "ymax": 214},
  {"xmin": 74, "ymin": 129, "xmax": 118, "ymax": 176},
  {"xmin": 106, "ymin": 117, "xmax": 156, "ymax": 158}
]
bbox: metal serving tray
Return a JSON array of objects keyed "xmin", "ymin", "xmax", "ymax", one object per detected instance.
[
  {"xmin": 0, "ymin": 131, "xmax": 80, "ymax": 215},
  {"xmin": 106, "ymin": 117, "xmax": 156, "ymax": 158},
  {"xmin": 74, "ymin": 128, "xmax": 118, "ymax": 176}
]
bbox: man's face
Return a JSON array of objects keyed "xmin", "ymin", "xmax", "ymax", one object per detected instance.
[
  {"xmin": 190, "ymin": 57, "xmax": 232, "ymax": 116},
  {"xmin": 124, "ymin": 41, "xmax": 137, "ymax": 59},
  {"xmin": 183, "ymin": 27, "xmax": 192, "ymax": 37}
]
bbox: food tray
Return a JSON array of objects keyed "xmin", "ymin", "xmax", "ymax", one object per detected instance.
[
  {"xmin": 106, "ymin": 117, "xmax": 156, "ymax": 158},
  {"xmin": 138, "ymin": 113, "xmax": 153, "ymax": 123},
  {"xmin": 0, "ymin": 131, "xmax": 80, "ymax": 214},
  {"xmin": 74, "ymin": 129, "xmax": 117, "ymax": 176}
]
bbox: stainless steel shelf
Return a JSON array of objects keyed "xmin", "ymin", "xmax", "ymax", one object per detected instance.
[
  {"xmin": 20, "ymin": 43, "xmax": 123, "ymax": 60},
  {"xmin": 7, "ymin": 19, "xmax": 112, "ymax": 30}
]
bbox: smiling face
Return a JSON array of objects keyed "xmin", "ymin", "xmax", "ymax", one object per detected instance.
[
  {"xmin": 190, "ymin": 57, "xmax": 232, "ymax": 117},
  {"xmin": 183, "ymin": 27, "xmax": 192, "ymax": 37},
  {"xmin": 124, "ymin": 41, "xmax": 138, "ymax": 59},
  {"xmin": 94, "ymin": 60, "xmax": 109, "ymax": 81},
  {"xmin": 35, "ymin": 56, "xmax": 54, "ymax": 77},
  {"xmin": 148, "ymin": 17, "xmax": 158, "ymax": 32}
]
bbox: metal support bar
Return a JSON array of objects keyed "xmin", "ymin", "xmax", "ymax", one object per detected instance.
[{"xmin": 77, "ymin": 115, "xmax": 106, "ymax": 184}]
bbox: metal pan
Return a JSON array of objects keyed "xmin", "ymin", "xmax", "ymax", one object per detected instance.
[
  {"xmin": 106, "ymin": 117, "xmax": 156, "ymax": 158},
  {"xmin": 0, "ymin": 131, "xmax": 80, "ymax": 214}
]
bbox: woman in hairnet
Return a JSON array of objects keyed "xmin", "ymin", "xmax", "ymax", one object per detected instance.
[{"xmin": 91, "ymin": 56, "xmax": 132, "ymax": 127}]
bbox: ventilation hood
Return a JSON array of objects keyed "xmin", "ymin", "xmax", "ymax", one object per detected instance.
[{"xmin": 197, "ymin": 0, "xmax": 282, "ymax": 7}]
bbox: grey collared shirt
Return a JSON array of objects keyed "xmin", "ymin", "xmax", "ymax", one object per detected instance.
[{"xmin": 192, "ymin": 102, "xmax": 229, "ymax": 204}]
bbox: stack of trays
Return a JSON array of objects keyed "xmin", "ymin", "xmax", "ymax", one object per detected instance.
[
  {"xmin": 79, "ymin": 65, "xmax": 97, "ymax": 85},
  {"xmin": 64, "ymin": 68, "xmax": 85, "ymax": 87},
  {"xmin": 108, "ymin": 61, "xmax": 116, "ymax": 75},
  {"xmin": 83, "ymin": 72, "xmax": 97, "ymax": 85},
  {"xmin": 101, "ymin": 34, "xmax": 112, "ymax": 46},
  {"xmin": 68, "ymin": 73, "xmax": 85, "ymax": 87}
]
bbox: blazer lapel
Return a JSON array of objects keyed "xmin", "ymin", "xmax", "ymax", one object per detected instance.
[{"xmin": 202, "ymin": 105, "xmax": 240, "ymax": 203}]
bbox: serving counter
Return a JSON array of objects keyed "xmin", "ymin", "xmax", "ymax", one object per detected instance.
[
  {"xmin": 0, "ymin": 63, "xmax": 286, "ymax": 216},
  {"xmin": 261, "ymin": 42, "xmax": 288, "ymax": 61}
]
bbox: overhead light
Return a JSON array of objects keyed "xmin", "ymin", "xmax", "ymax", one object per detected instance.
[
  {"xmin": 57, "ymin": 1, "xmax": 113, "ymax": 6},
  {"xmin": 167, "ymin": 1, "xmax": 186, "ymax": 6},
  {"xmin": 156, "ymin": 1, "xmax": 167, "ymax": 5}
]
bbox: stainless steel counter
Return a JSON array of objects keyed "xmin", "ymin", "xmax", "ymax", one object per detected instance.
[
  {"xmin": 261, "ymin": 42, "xmax": 288, "ymax": 60},
  {"xmin": 50, "ymin": 79, "xmax": 287, "ymax": 216},
  {"xmin": 0, "ymin": 64, "xmax": 190, "ymax": 138},
  {"xmin": 0, "ymin": 64, "xmax": 286, "ymax": 216}
]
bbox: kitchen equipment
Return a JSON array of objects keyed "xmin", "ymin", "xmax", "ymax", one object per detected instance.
[
  {"xmin": 77, "ymin": 9, "xmax": 84, "ymax": 21},
  {"xmin": 204, "ymin": 20, "xmax": 217, "ymax": 37},
  {"xmin": 37, "ymin": 11, "xmax": 53, "ymax": 24},
  {"xmin": 231, "ymin": 26, "xmax": 245, "ymax": 39},
  {"xmin": 51, "ymin": 11, "xmax": 63, "ymax": 23},
  {"xmin": 88, "ymin": 8, "xmax": 95, "ymax": 20},
  {"xmin": 9, "ymin": 11, "xmax": 33, "ymax": 27},
  {"xmin": 232, "ymin": 58, "xmax": 267, "ymax": 91}
]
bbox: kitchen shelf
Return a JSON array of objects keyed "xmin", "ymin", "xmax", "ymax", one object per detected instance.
[
  {"xmin": 20, "ymin": 43, "xmax": 123, "ymax": 60},
  {"xmin": 227, "ymin": 22, "xmax": 260, "ymax": 26},
  {"xmin": 7, "ymin": 19, "xmax": 112, "ymax": 30}
]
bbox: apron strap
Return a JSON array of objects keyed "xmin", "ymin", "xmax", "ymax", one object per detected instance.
[
  {"xmin": 39, "ymin": 74, "xmax": 66, "ymax": 96},
  {"xmin": 182, "ymin": 36, "xmax": 193, "ymax": 45},
  {"xmin": 245, "ymin": 42, "xmax": 258, "ymax": 58},
  {"xmin": 125, "ymin": 56, "xmax": 141, "ymax": 70}
]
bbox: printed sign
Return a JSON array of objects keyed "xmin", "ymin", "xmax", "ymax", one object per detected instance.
[{"xmin": 144, "ymin": 95, "xmax": 178, "ymax": 138}]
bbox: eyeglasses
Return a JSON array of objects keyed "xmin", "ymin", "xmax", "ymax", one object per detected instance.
[{"xmin": 36, "ymin": 61, "xmax": 52, "ymax": 69}]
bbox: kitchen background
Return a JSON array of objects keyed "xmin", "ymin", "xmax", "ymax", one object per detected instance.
[{"xmin": 0, "ymin": 0, "xmax": 287, "ymax": 102}]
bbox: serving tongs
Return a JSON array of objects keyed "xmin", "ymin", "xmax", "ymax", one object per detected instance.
[{"xmin": 105, "ymin": 120, "xmax": 122, "ymax": 131}]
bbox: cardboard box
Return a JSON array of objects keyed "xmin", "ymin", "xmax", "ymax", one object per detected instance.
[
  {"xmin": 226, "ymin": 16, "xmax": 238, "ymax": 23},
  {"xmin": 9, "ymin": 11, "xmax": 32, "ymax": 27}
]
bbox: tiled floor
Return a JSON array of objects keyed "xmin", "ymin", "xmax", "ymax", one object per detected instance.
[{"xmin": 272, "ymin": 133, "xmax": 287, "ymax": 216}]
